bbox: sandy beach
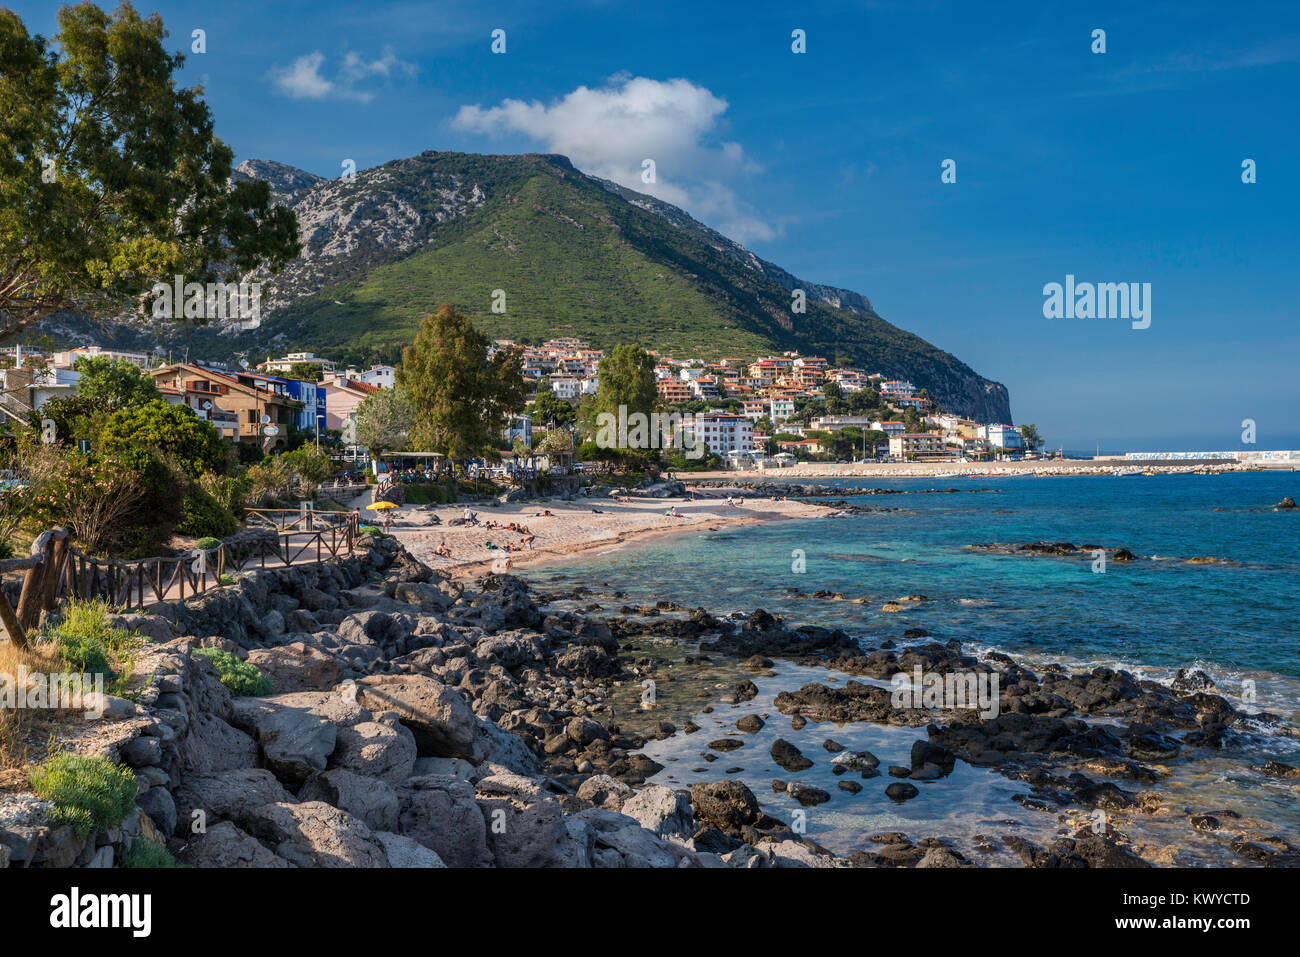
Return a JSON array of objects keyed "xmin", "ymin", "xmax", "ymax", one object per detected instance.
[{"xmin": 382, "ymin": 496, "xmax": 829, "ymax": 577}]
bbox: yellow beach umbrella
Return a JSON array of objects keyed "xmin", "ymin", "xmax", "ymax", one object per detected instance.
[{"xmin": 366, "ymin": 501, "xmax": 399, "ymax": 510}]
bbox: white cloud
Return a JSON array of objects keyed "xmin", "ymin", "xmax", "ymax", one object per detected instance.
[
  {"xmin": 271, "ymin": 47, "xmax": 416, "ymax": 103},
  {"xmin": 452, "ymin": 76, "xmax": 775, "ymax": 244}
]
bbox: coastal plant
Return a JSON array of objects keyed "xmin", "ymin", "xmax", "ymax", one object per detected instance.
[
  {"xmin": 280, "ymin": 446, "xmax": 334, "ymax": 499},
  {"xmin": 39, "ymin": 598, "xmax": 143, "ymax": 696},
  {"xmin": 20, "ymin": 450, "xmax": 153, "ymax": 554},
  {"xmin": 242, "ymin": 459, "xmax": 292, "ymax": 507},
  {"xmin": 117, "ymin": 836, "xmax": 181, "ymax": 868},
  {"xmin": 28, "ymin": 754, "xmax": 138, "ymax": 839},
  {"xmin": 194, "ymin": 537, "xmax": 222, "ymax": 551},
  {"xmin": 177, "ymin": 479, "xmax": 239, "ymax": 538},
  {"xmin": 194, "ymin": 647, "xmax": 272, "ymax": 696}
]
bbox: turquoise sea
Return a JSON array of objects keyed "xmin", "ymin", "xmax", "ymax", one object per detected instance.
[{"xmin": 527, "ymin": 471, "xmax": 1300, "ymax": 862}]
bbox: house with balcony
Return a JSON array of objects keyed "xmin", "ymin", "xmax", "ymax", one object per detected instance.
[{"xmin": 150, "ymin": 363, "xmax": 297, "ymax": 451}]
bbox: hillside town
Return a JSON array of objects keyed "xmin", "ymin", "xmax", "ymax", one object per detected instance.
[{"xmin": 0, "ymin": 338, "xmax": 1035, "ymax": 474}]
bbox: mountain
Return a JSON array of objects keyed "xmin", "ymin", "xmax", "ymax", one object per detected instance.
[{"xmin": 60, "ymin": 150, "xmax": 1012, "ymax": 422}]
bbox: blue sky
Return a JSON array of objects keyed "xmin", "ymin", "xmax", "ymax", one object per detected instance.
[{"xmin": 12, "ymin": 0, "xmax": 1300, "ymax": 450}]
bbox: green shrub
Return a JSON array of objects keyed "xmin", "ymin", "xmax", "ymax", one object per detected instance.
[
  {"xmin": 177, "ymin": 483, "xmax": 238, "ymax": 538},
  {"xmin": 194, "ymin": 536, "xmax": 222, "ymax": 550},
  {"xmin": 218, "ymin": 573, "xmax": 236, "ymax": 586},
  {"xmin": 53, "ymin": 630, "xmax": 114, "ymax": 681},
  {"xmin": 117, "ymin": 837, "xmax": 181, "ymax": 868},
  {"xmin": 43, "ymin": 598, "xmax": 142, "ymax": 694},
  {"xmin": 29, "ymin": 755, "xmax": 137, "ymax": 839},
  {"xmin": 194, "ymin": 647, "xmax": 272, "ymax": 696}
]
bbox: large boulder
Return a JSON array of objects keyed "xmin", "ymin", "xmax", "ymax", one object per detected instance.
[
  {"xmin": 576, "ymin": 774, "xmax": 634, "ymax": 810},
  {"xmin": 175, "ymin": 821, "xmax": 293, "ymax": 868},
  {"xmin": 475, "ymin": 769, "xmax": 590, "ymax": 868},
  {"xmin": 240, "ymin": 801, "xmax": 389, "ymax": 868},
  {"xmin": 299, "ymin": 769, "xmax": 400, "ymax": 832},
  {"xmin": 620, "ymin": 785, "xmax": 695, "ymax": 840},
  {"xmin": 245, "ymin": 643, "xmax": 343, "ymax": 693},
  {"xmin": 230, "ymin": 697, "xmax": 338, "ymax": 787},
  {"xmin": 570, "ymin": 809, "xmax": 690, "ymax": 868},
  {"xmin": 396, "ymin": 775, "xmax": 492, "ymax": 868},
  {"xmin": 173, "ymin": 768, "xmax": 297, "ymax": 837},
  {"xmin": 354, "ymin": 676, "xmax": 478, "ymax": 759},
  {"xmin": 180, "ymin": 713, "xmax": 260, "ymax": 776},
  {"xmin": 690, "ymin": 781, "xmax": 761, "ymax": 831},
  {"xmin": 330, "ymin": 720, "xmax": 418, "ymax": 784},
  {"xmin": 374, "ymin": 831, "xmax": 446, "ymax": 868}
]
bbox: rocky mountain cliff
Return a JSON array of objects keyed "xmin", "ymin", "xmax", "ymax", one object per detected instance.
[{"xmin": 58, "ymin": 150, "xmax": 1012, "ymax": 422}]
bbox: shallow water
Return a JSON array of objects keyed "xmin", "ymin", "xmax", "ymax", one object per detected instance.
[{"xmin": 530, "ymin": 472, "xmax": 1300, "ymax": 863}]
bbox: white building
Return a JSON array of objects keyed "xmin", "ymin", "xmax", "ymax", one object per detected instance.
[
  {"xmin": 690, "ymin": 412, "xmax": 754, "ymax": 454},
  {"xmin": 770, "ymin": 396, "xmax": 796, "ymax": 422},
  {"xmin": 870, "ymin": 420, "xmax": 907, "ymax": 438},
  {"xmin": 52, "ymin": 345, "xmax": 150, "ymax": 369},
  {"xmin": 809, "ymin": 415, "xmax": 877, "ymax": 432},
  {"xmin": 258, "ymin": 352, "xmax": 337, "ymax": 376},
  {"xmin": 548, "ymin": 375, "xmax": 583, "ymax": 400},
  {"xmin": 985, "ymin": 424, "xmax": 1024, "ymax": 449},
  {"xmin": 889, "ymin": 433, "xmax": 946, "ymax": 458},
  {"xmin": 347, "ymin": 364, "xmax": 396, "ymax": 390}
]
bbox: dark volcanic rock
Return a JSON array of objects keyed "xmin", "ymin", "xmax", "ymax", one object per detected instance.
[
  {"xmin": 770, "ymin": 738, "xmax": 814, "ymax": 772},
  {"xmin": 690, "ymin": 781, "xmax": 761, "ymax": 831},
  {"xmin": 885, "ymin": 782, "xmax": 919, "ymax": 802}
]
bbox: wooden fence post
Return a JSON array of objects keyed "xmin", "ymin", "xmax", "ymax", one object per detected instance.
[
  {"xmin": 16, "ymin": 531, "xmax": 54, "ymax": 631},
  {"xmin": 0, "ymin": 588, "xmax": 26, "ymax": 648}
]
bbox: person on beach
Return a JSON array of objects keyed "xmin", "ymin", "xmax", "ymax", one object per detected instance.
[
  {"xmin": 382, "ymin": 513, "xmax": 394, "ymax": 535},
  {"xmin": 464, "ymin": 507, "xmax": 479, "ymax": 525},
  {"xmin": 434, "ymin": 541, "xmax": 451, "ymax": 557}
]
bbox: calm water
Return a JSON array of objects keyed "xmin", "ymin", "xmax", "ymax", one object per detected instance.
[{"xmin": 528, "ymin": 472, "xmax": 1300, "ymax": 862}]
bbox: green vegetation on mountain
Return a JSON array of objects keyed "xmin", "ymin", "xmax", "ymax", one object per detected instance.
[{"xmin": 64, "ymin": 150, "xmax": 1011, "ymax": 421}]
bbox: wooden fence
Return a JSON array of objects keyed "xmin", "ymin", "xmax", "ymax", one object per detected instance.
[{"xmin": 0, "ymin": 512, "xmax": 359, "ymax": 649}]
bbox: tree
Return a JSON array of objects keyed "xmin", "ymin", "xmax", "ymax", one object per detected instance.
[
  {"xmin": 595, "ymin": 345, "xmax": 656, "ymax": 419},
  {"xmin": 285, "ymin": 361, "xmax": 324, "ymax": 382},
  {"xmin": 72, "ymin": 355, "xmax": 159, "ymax": 410},
  {"xmin": 536, "ymin": 428, "xmax": 574, "ymax": 453},
  {"xmin": 529, "ymin": 385, "xmax": 576, "ymax": 429},
  {"xmin": 396, "ymin": 304, "xmax": 526, "ymax": 460},
  {"xmin": 0, "ymin": 3, "xmax": 300, "ymax": 342},
  {"xmin": 822, "ymin": 380, "xmax": 843, "ymax": 401},
  {"xmin": 1020, "ymin": 423, "xmax": 1044, "ymax": 450},
  {"xmin": 354, "ymin": 388, "xmax": 414, "ymax": 457},
  {"xmin": 100, "ymin": 400, "xmax": 227, "ymax": 478},
  {"xmin": 587, "ymin": 344, "xmax": 655, "ymax": 444},
  {"xmin": 280, "ymin": 446, "xmax": 333, "ymax": 498}
]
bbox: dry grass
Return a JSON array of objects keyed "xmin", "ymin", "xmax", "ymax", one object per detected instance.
[
  {"xmin": 0, "ymin": 638, "xmax": 70, "ymax": 784},
  {"xmin": 1, "ymin": 597, "xmax": 144, "ymax": 786}
]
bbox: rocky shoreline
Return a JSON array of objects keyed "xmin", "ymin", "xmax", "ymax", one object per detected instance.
[{"xmin": 3, "ymin": 533, "xmax": 1297, "ymax": 868}]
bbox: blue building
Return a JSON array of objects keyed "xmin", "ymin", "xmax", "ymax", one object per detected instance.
[{"xmin": 268, "ymin": 376, "xmax": 327, "ymax": 434}]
